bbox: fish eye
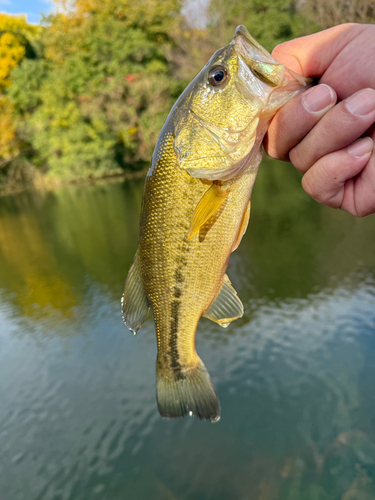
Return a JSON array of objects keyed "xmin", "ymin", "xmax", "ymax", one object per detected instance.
[{"xmin": 208, "ymin": 66, "xmax": 227, "ymax": 87}]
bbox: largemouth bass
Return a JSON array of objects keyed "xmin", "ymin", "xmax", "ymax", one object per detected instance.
[{"xmin": 122, "ymin": 26, "xmax": 310, "ymax": 422}]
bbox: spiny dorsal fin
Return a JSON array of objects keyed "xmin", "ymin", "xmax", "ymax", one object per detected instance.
[
  {"xmin": 187, "ymin": 184, "xmax": 229, "ymax": 239},
  {"xmin": 232, "ymin": 200, "xmax": 251, "ymax": 252},
  {"xmin": 204, "ymin": 274, "xmax": 243, "ymax": 327},
  {"xmin": 121, "ymin": 253, "xmax": 150, "ymax": 334}
]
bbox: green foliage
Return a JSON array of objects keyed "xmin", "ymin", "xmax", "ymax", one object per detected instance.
[
  {"xmin": 5, "ymin": 0, "xmax": 371, "ymax": 188},
  {"xmin": 0, "ymin": 1, "xmax": 314, "ymax": 186},
  {"xmin": 0, "ymin": 14, "xmax": 42, "ymax": 186},
  {"xmin": 300, "ymin": 0, "xmax": 375, "ymax": 30},
  {"xmin": 207, "ymin": 0, "xmax": 304, "ymax": 52},
  {"xmin": 8, "ymin": 58, "xmax": 48, "ymax": 113},
  {"xmin": 8, "ymin": 0, "xmax": 183, "ymax": 181},
  {"xmin": 0, "ymin": 13, "xmax": 42, "ymax": 90}
]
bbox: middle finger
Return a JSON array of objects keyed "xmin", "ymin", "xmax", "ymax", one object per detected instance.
[{"xmin": 289, "ymin": 88, "xmax": 375, "ymax": 173}]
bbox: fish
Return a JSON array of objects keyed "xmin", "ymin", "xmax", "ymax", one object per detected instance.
[{"xmin": 121, "ymin": 25, "xmax": 311, "ymax": 422}]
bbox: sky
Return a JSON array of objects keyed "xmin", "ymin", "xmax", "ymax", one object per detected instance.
[
  {"xmin": 0, "ymin": 0, "xmax": 206, "ymax": 26},
  {"xmin": 0, "ymin": 0, "xmax": 54, "ymax": 24}
]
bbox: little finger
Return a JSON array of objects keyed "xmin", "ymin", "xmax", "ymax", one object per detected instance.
[{"xmin": 301, "ymin": 137, "xmax": 374, "ymax": 210}]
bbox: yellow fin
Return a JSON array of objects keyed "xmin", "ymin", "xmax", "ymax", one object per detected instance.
[
  {"xmin": 204, "ymin": 274, "xmax": 243, "ymax": 328},
  {"xmin": 232, "ymin": 201, "xmax": 251, "ymax": 252},
  {"xmin": 187, "ymin": 184, "xmax": 229, "ymax": 239},
  {"xmin": 121, "ymin": 253, "xmax": 150, "ymax": 335}
]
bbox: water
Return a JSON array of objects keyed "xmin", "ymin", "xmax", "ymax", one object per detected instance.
[{"xmin": 1, "ymin": 160, "xmax": 375, "ymax": 500}]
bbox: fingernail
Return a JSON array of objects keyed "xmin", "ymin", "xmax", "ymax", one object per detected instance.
[
  {"xmin": 302, "ymin": 84, "xmax": 335, "ymax": 113},
  {"xmin": 347, "ymin": 137, "xmax": 373, "ymax": 157},
  {"xmin": 345, "ymin": 89, "xmax": 375, "ymax": 117}
]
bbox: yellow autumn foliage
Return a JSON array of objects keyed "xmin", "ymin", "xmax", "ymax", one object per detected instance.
[
  {"xmin": 0, "ymin": 95, "xmax": 19, "ymax": 162},
  {"xmin": 0, "ymin": 14, "xmax": 41, "ymax": 90},
  {"xmin": 0, "ymin": 209, "xmax": 78, "ymax": 320},
  {"xmin": 0, "ymin": 32, "xmax": 25, "ymax": 88},
  {"xmin": 0, "ymin": 14, "xmax": 41, "ymax": 163}
]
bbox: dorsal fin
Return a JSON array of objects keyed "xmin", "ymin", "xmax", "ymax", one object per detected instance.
[
  {"xmin": 187, "ymin": 184, "xmax": 229, "ymax": 239},
  {"xmin": 204, "ymin": 274, "xmax": 243, "ymax": 327},
  {"xmin": 121, "ymin": 253, "xmax": 150, "ymax": 334}
]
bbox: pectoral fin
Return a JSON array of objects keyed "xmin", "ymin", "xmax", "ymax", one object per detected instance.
[
  {"xmin": 204, "ymin": 274, "xmax": 243, "ymax": 327},
  {"xmin": 121, "ymin": 253, "xmax": 150, "ymax": 334},
  {"xmin": 232, "ymin": 201, "xmax": 251, "ymax": 252},
  {"xmin": 187, "ymin": 184, "xmax": 229, "ymax": 239}
]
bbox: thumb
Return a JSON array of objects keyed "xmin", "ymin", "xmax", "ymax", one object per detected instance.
[{"xmin": 272, "ymin": 23, "xmax": 362, "ymax": 78}]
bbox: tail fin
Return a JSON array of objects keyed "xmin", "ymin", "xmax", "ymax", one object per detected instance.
[{"xmin": 156, "ymin": 357, "xmax": 220, "ymax": 422}]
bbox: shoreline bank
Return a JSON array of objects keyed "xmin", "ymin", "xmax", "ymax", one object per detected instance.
[{"xmin": 0, "ymin": 168, "xmax": 147, "ymax": 198}]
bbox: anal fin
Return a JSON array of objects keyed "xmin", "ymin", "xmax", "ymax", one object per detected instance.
[
  {"xmin": 121, "ymin": 253, "xmax": 150, "ymax": 334},
  {"xmin": 232, "ymin": 200, "xmax": 251, "ymax": 252},
  {"xmin": 187, "ymin": 184, "xmax": 229, "ymax": 239},
  {"xmin": 204, "ymin": 274, "xmax": 243, "ymax": 328}
]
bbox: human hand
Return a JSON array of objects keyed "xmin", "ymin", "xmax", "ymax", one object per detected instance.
[{"xmin": 264, "ymin": 24, "xmax": 375, "ymax": 217}]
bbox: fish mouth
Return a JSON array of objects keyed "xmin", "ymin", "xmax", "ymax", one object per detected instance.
[
  {"xmin": 233, "ymin": 25, "xmax": 286, "ymax": 88},
  {"xmin": 234, "ymin": 25, "xmax": 267, "ymax": 54},
  {"xmin": 233, "ymin": 25, "xmax": 279, "ymax": 65},
  {"xmin": 234, "ymin": 25, "xmax": 312, "ymax": 89}
]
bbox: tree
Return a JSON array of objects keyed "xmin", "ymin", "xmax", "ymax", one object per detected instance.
[
  {"xmin": 300, "ymin": 0, "xmax": 375, "ymax": 29},
  {"xmin": 8, "ymin": 0, "xmax": 184, "ymax": 181},
  {"xmin": 207, "ymin": 0, "xmax": 305, "ymax": 52},
  {"xmin": 0, "ymin": 14, "xmax": 41, "ymax": 183},
  {"xmin": 0, "ymin": 14, "xmax": 41, "ymax": 90}
]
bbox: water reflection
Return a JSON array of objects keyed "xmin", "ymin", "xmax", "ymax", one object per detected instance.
[
  {"xmin": 0, "ymin": 180, "xmax": 142, "ymax": 323},
  {"xmin": 0, "ymin": 162, "xmax": 375, "ymax": 500}
]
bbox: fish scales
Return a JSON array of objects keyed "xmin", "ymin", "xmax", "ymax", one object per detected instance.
[
  {"xmin": 122, "ymin": 25, "xmax": 311, "ymax": 421},
  {"xmin": 140, "ymin": 133, "xmax": 256, "ymax": 367}
]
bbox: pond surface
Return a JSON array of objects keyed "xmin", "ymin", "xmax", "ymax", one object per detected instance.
[{"xmin": 1, "ymin": 159, "xmax": 375, "ymax": 500}]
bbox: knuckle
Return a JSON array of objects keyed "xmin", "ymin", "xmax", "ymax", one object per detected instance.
[
  {"xmin": 266, "ymin": 125, "xmax": 291, "ymax": 160},
  {"xmin": 302, "ymin": 168, "xmax": 340, "ymax": 207},
  {"xmin": 289, "ymin": 145, "xmax": 306, "ymax": 172},
  {"xmin": 301, "ymin": 174, "xmax": 319, "ymax": 199}
]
